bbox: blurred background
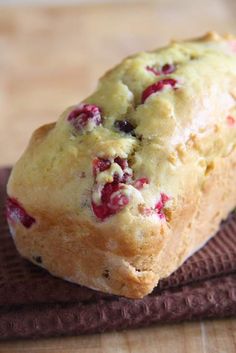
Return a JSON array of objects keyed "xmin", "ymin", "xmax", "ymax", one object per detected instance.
[{"xmin": 0, "ymin": 0, "xmax": 236, "ymax": 166}]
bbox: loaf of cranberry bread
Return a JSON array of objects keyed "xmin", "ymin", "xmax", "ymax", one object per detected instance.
[{"xmin": 6, "ymin": 32, "xmax": 236, "ymax": 298}]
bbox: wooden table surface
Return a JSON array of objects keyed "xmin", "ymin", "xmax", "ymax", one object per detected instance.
[{"xmin": 0, "ymin": 1, "xmax": 236, "ymax": 352}]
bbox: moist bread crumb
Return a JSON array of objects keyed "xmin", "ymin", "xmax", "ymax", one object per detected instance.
[{"xmin": 6, "ymin": 32, "xmax": 236, "ymax": 298}]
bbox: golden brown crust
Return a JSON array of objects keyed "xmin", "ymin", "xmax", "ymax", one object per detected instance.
[{"xmin": 11, "ymin": 148, "xmax": 236, "ymax": 298}]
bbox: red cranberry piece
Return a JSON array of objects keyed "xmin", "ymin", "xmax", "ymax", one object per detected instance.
[
  {"xmin": 162, "ymin": 64, "xmax": 175, "ymax": 75},
  {"xmin": 114, "ymin": 157, "xmax": 132, "ymax": 183},
  {"xmin": 142, "ymin": 78, "xmax": 177, "ymax": 103},
  {"xmin": 146, "ymin": 66, "xmax": 160, "ymax": 75},
  {"xmin": 92, "ymin": 182, "xmax": 118, "ymax": 220},
  {"xmin": 6, "ymin": 197, "xmax": 35, "ymax": 228},
  {"xmin": 114, "ymin": 157, "xmax": 128, "ymax": 170},
  {"xmin": 160, "ymin": 193, "xmax": 170, "ymax": 204},
  {"xmin": 115, "ymin": 120, "xmax": 135, "ymax": 134},
  {"xmin": 92, "ymin": 182, "xmax": 129, "ymax": 220},
  {"xmin": 68, "ymin": 104, "xmax": 102, "ymax": 132},
  {"xmin": 121, "ymin": 172, "xmax": 132, "ymax": 184},
  {"xmin": 134, "ymin": 177, "xmax": 149, "ymax": 190},
  {"xmin": 227, "ymin": 116, "xmax": 236, "ymax": 126},
  {"xmin": 146, "ymin": 64, "xmax": 176, "ymax": 76},
  {"xmin": 108, "ymin": 189, "xmax": 129, "ymax": 210},
  {"xmin": 155, "ymin": 193, "xmax": 170, "ymax": 219},
  {"xmin": 92, "ymin": 202, "xmax": 111, "ymax": 221},
  {"xmin": 113, "ymin": 172, "xmax": 131, "ymax": 185},
  {"xmin": 93, "ymin": 158, "xmax": 111, "ymax": 176},
  {"xmin": 101, "ymin": 182, "xmax": 120, "ymax": 203},
  {"xmin": 112, "ymin": 172, "xmax": 130, "ymax": 184},
  {"xmin": 113, "ymin": 173, "xmax": 120, "ymax": 184}
]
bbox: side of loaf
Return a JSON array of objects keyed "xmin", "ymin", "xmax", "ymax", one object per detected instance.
[{"xmin": 6, "ymin": 32, "xmax": 236, "ymax": 298}]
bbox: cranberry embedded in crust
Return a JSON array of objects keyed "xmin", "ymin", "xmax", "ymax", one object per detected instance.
[
  {"xmin": 92, "ymin": 202, "xmax": 110, "ymax": 221},
  {"xmin": 93, "ymin": 158, "xmax": 111, "ymax": 176},
  {"xmin": 146, "ymin": 66, "xmax": 160, "ymax": 76},
  {"xmin": 114, "ymin": 157, "xmax": 128, "ymax": 170},
  {"xmin": 114, "ymin": 157, "xmax": 132, "ymax": 183},
  {"xmin": 227, "ymin": 115, "xmax": 236, "ymax": 126},
  {"xmin": 92, "ymin": 182, "xmax": 120, "ymax": 221},
  {"xmin": 92, "ymin": 157, "xmax": 150, "ymax": 220},
  {"xmin": 162, "ymin": 64, "xmax": 176, "ymax": 75},
  {"xmin": 92, "ymin": 183, "xmax": 129, "ymax": 221},
  {"xmin": 142, "ymin": 78, "xmax": 177, "ymax": 103},
  {"xmin": 146, "ymin": 64, "xmax": 176, "ymax": 76},
  {"xmin": 108, "ymin": 189, "xmax": 129, "ymax": 210},
  {"xmin": 68, "ymin": 104, "xmax": 102, "ymax": 132},
  {"xmin": 101, "ymin": 182, "xmax": 120, "ymax": 203},
  {"xmin": 138, "ymin": 193, "xmax": 170, "ymax": 219},
  {"xmin": 114, "ymin": 120, "xmax": 135, "ymax": 134},
  {"xmin": 6, "ymin": 197, "xmax": 36, "ymax": 228},
  {"xmin": 120, "ymin": 172, "xmax": 132, "ymax": 184},
  {"xmin": 155, "ymin": 193, "xmax": 170, "ymax": 219}
]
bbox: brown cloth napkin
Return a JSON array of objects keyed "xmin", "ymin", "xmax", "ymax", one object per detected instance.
[{"xmin": 0, "ymin": 167, "xmax": 235, "ymax": 340}]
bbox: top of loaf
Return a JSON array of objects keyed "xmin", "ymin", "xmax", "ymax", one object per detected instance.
[{"xmin": 7, "ymin": 32, "xmax": 236, "ymax": 228}]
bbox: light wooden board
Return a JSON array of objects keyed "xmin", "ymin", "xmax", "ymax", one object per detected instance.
[
  {"xmin": 0, "ymin": 320, "xmax": 236, "ymax": 353},
  {"xmin": 0, "ymin": 1, "xmax": 236, "ymax": 352}
]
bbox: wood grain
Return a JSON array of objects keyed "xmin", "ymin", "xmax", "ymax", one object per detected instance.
[
  {"xmin": 0, "ymin": 1, "xmax": 235, "ymax": 352},
  {"xmin": 0, "ymin": 320, "xmax": 235, "ymax": 353}
]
